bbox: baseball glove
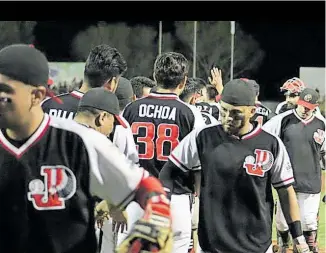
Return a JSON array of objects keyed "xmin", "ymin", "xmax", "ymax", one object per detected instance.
[{"xmin": 116, "ymin": 194, "xmax": 173, "ymax": 253}]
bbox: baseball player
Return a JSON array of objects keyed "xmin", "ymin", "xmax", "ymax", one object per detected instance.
[
  {"xmin": 159, "ymin": 79, "xmax": 311, "ymax": 253},
  {"xmin": 130, "ymin": 76, "xmax": 157, "ymax": 99},
  {"xmin": 122, "ymin": 52, "xmax": 206, "ymax": 253},
  {"xmin": 180, "ymin": 77, "xmax": 219, "ymax": 125},
  {"xmin": 275, "ymin": 77, "xmax": 324, "ymax": 120},
  {"xmin": 275, "ymin": 77, "xmax": 306, "ymax": 114},
  {"xmin": 179, "ymin": 77, "xmax": 219, "ymax": 253},
  {"xmin": 73, "ymin": 88, "xmax": 129, "ymax": 253},
  {"xmin": 263, "ymin": 88, "xmax": 325, "ymax": 253},
  {"xmin": 42, "ymin": 45, "xmax": 138, "ymax": 164},
  {"xmin": 0, "ymin": 44, "xmax": 172, "ymax": 253}
]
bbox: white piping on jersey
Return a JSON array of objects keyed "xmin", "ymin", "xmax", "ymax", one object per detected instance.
[
  {"xmin": 275, "ymin": 101, "xmax": 287, "ymax": 114},
  {"xmin": 40, "ymin": 92, "xmax": 71, "ymax": 106},
  {"xmin": 0, "ymin": 114, "xmax": 50, "ymax": 158},
  {"xmin": 230, "ymin": 123, "xmax": 262, "ymax": 140},
  {"xmin": 40, "ymin": 96, "xmax": 52, "ymax": 106},
  {"xmin": 70, "ymin": 90, "xmax": 84, "ymax": 99},
  {"xmin": 293, "ymin": 109, "xmax": 315, "ymax": 125},
  {"xmin": 147, "ymin": 92, "xmax": 178, "ymax": 99}
]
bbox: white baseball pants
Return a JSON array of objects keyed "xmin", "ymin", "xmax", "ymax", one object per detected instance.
[
  {"xmin": 276, "ymin": 192, "xmax": 321, "ymax": 231},
  {"xmin": 100, "ymin": 194, "xmax": 192, "ymax": 253}
]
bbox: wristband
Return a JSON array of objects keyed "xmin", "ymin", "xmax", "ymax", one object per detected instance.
[{"xmin": 288, "ymin": 220, "xmax": 303, "ymax": 238}]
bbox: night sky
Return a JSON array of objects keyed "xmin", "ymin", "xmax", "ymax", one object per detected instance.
[{"xmin": 33, "ymin": 21, "xmax": 325, "ymax": 101}]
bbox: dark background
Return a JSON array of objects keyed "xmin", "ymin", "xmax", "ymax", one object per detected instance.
[{"xmin": 34, "ymin": 21, "xmax": 325, "ymax": 101}]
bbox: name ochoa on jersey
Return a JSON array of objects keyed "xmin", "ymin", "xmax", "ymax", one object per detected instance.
[{"xmin": 139, "ymin": 104, "xmax": 176, "ymax": 121}]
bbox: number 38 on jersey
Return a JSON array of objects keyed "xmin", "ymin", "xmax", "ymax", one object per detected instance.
[{"xmin": 131, "ymin": 122, "xmax": 180, "ymax": 161}]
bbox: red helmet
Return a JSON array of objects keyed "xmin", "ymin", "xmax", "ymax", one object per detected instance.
[{"xmin": 280, "ymin": 77, "xmax": 306, "ymax": 94}]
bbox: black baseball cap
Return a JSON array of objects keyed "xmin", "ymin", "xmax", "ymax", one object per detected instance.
[
  {"xmin": 116, "ymin": 77, "xmax": 134, "ymax": 109},
  {"xmin": 240, "ymin": 78, "xmax": 260, "ymax": 96},
  {"xmin": 0, "ymin": 44, "xmax": 61, "ymax": 103},
  {"xmin": 297, "ymin": 88, "xmax": 319, "ymax": 110},
  {"xmin": 79, "ymin": 88, "xmax": 120, "ymax": 116},
  {"xmin": 221, "ymin": 79, "xmax": 256, "ymax": 106}
]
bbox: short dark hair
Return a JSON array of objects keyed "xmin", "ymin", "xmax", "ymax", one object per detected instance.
[
  {"xmin": 153, "ymin": 52, "xmax": 189, "ymax": 89},
  {"xmin": 179, "ymin": 77, "xmax": 206, "ymax": 102},
  {"xmin": 206, "ymin": 85, "xmax": 218, "ymax": 101},
  {"xmin": 76, "ymin": 106, "xmax": 102, "ymax": 117},
  {"xmin": 84, "ymin": 45, "xmax": 127, "ymax": 88},
  {"xmin": 130, "ymin": 76, "xmax": 156, "ymax": 98}
]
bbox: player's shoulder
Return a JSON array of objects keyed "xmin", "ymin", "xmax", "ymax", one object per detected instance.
[
  {"xmin": 41, "ymin": 92, "xmax": 76, "ymax": 107},
  {"xmin": 115, "ymin": 115, "xmax": 131, "ymax": 129},
  {"xmin": 256, "ymin": 101, "xmax": 272, "ymax": 113},
  {"xmin": 275, "ymin": 101, "xmax": 287, "ymax": 114},
  {"xmin": 49, "ymin": 115, "xmax": 109, "ymax": 147},
  {"xmin": 194, "ymin": 119, "xmax": 220, "ymax": 137},
  {"xmin": 261, "ymin": 126, "xmax": 286, "ymax": 152},
  {"xmin": 269, "ymin": 109, "xmax": 293, "ymax": 122},
  {"xmin": 201, "ymin": 111, "xmax": 219, "ymax": 125}
]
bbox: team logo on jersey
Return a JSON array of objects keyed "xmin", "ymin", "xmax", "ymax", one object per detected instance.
[
  {"xmin": 243, "ymin": 149, "xmax": 274, "ymax": 177},
  {"xmin": 313, "ymin": 129, "xmax": 325, "ymax": 145},
  {"xmin": 27, "ymin": 165, "xmax": 77, "ymax": 210}
]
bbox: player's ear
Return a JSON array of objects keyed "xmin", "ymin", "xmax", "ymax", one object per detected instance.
[
  {"xmin": 179, "ymin": 76, "xmax": 187, "ymax": 90},
  {"xmin": 249, "ymin": 106, "xmax": 256, "ymax": 117},
  {"xmin": 31, "ymin": 86, "xmax": 46, "ymax": 106},
  {"xmin": 104, "ymin": 76, "xmax": 119, "ymax": 93},
  {"xmin": 98, "ymin": 112, "xmax": 107, "ymax": 127},
  {"xmin": 95, "ymin": 112, "xmax": 104, "ymax": 127}
]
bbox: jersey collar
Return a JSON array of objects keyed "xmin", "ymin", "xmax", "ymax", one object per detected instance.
[
  {"xmin": 293, "ymin": 109, "xmax": 315, "ymax": 125},
  {"xmin": 148, "ymin": 91, "xmax": 178, "ymax": 100},
  {"xmin": 70, "ymin": 90, "xmax": 84, "ymax": 99},
  {"xmin": 0, "ymin": 114, "xmax": 51, "ymax": 159},
  {"xmin": 231, "ymin": 123, "xmax": 262, "ymax": 140}
]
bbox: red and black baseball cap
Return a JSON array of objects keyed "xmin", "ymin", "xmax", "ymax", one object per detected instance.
[
  {"xmin": 0, "ymin": 44, "xmax": 62, "ymax": 103},
  {"xmin": 297, "ymin": 88, "xmax": 319, "ymax": 110}
]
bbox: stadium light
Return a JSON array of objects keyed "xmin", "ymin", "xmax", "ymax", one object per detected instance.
[
  {"xmin": 230, "ymin": 21, "xmax": 235, "ymax": 81},
  {"xmin": 158, "ymin": 21, "xmax": 163, "ymax": 56},
  {"xmin": 193, "ymin": 21, "xmax": 197, "ymax": 78}
]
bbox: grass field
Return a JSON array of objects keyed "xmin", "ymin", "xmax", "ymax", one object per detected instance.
[{"xmin": 272, "ymin": 171, "xmax": 326, "ymax": 252}]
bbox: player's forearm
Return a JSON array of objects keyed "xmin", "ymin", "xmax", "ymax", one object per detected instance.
[
  {"xmin": 277, "ymin": 186, "xmax": 303, "ymax": 238},
  {"xmin": 135, "ymin": 176, "xmax": 170, "ymax": 217}
]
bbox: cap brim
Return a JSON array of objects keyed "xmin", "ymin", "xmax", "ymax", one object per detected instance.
[{"xmin": 297, "ymin": 99, "xmax": 318, "ymax": 110}]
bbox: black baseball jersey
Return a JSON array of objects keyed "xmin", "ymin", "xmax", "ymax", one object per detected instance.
[
  {"xmin": 263, "ymin": 109, "xmax": 326, "ymax": 194},
  {"xmin": 201, "ymin": 111, "xmax": 219, "ymax": 125},
  {"xmin": 0, "ymin": 114, "xmax": 144, "ymax": 253},
  {"xmin": 195, "ymin": 102, "xmax": 220, "ymax": 121},
  {"xmin": 251, "ymin": 101, "xmax": 273, "ymax": 126},
  {"xmin": 122, "ymin": 91, "xmax": 205, "ymax": 177},
  {"xmin": 42, "ymin": 90, "xmax": 138, "ymax": 163},
  {"xmin": 275, "ymin": 101, "xmax": 289, "ymax": 115},
  {"xmin": 160, "ymin": 123, "xmax": 294, "ymax": 253},
  {"xmin": 41, "ymin": 90, "xmax": 84, "ymax": 119}
]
